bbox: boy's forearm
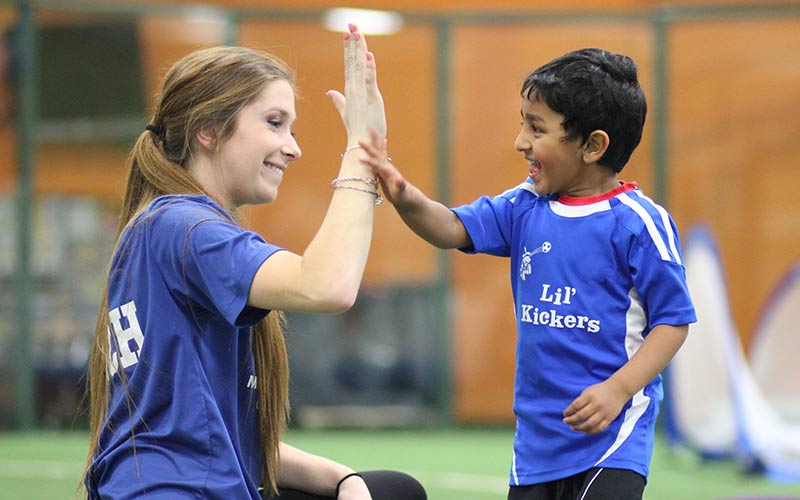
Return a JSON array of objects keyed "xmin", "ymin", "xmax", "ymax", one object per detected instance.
[
  {"xmin": 608, "ymin": 324, "xmax": 689, "ymax": 398},
  {"xmin": 393, "ymin": 181, "xmax": 471, "ymax": 250}
]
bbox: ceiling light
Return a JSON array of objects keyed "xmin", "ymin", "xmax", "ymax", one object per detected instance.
[{"xmin": 323, "ymin": 8, "xmax": 403, "ymax": 36}]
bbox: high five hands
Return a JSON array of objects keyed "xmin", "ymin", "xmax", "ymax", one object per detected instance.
[{"xmin": 327, "ymin": 24, "xmax": 386, "ymax": 149}]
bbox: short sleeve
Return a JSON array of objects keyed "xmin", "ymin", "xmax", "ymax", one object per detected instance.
[
  {"xmin": 146, "ymin": 200, "xmax": 284, "ymax": 328},
  {"xmin": 451, "ymin": 194, "xmax": 515, "ymax": 257},
  {"xmin": 628, "ymin": 233, "xmax": 697, "ymax": 329},
  {"xmin": 182, "ymin": 219, "xmax": 283, "ymax": 327}
]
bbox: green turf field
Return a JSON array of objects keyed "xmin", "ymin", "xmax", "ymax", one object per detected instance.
[{"xmin": 1, "ymin": 428, "xmax": 799, "ymax": 500}]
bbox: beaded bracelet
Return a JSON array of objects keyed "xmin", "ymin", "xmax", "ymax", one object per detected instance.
[
  {"xmin": 335, "ymin": 472, "xmax": 363, "ymax": 497},
  {"xmin": 331, "ymin": 176, "xmax": 378, "ymax": 188}
]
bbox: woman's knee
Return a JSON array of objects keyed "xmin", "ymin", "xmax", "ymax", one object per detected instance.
[{"xmin": 361, "ymin": 470, "xmax": 427, "ymax": 500}]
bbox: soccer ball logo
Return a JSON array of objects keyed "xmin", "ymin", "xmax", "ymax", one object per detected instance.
[{"xmin": 519, "ymin": 241, "xmax": 551, "ymax": 281}]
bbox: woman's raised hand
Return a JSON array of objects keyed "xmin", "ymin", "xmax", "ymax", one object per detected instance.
[{"xmin": 327, "ymin": 24, "xmax": 386, "ymax": 147}]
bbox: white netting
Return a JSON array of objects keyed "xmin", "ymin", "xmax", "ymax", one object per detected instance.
[{"xmin": 665, "ymin": 225, "xmax": 800, "ymax": 481}]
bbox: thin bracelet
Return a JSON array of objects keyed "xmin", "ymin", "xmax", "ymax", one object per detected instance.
[
  {"xmin": 335, "ymin": 472, "xmax": 363, "ymax": 497},
  {"xmin": 331, "ymin": 176, "xmax": 378, "ymax": 188},
  {"xmin": 340, "ymin": 144, "xmax": 394, "ymax": 165},
  {"xmin": 341, "ymin": 145, "xmax": 392, "ymax": 163},
  {"xmin": 333, "ymin": 185, "xmax": 384, "ymax": 205},
  {"xmin": 341, "ymin": 145, "xmax": 364, "ymax": 157}
]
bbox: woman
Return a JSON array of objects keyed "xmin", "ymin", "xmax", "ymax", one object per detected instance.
[{"xmin": 83, "ymin": 24, "xmax": 425, "ymax": 500}]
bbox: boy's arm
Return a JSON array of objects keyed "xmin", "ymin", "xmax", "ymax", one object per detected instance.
[
  {"xmin": 562, "ymin": 323, "xmax": 689, "ymax": 434},
  {"xmin": 359, "ymin": 130, "xmax": 472, "ymax": 250}
]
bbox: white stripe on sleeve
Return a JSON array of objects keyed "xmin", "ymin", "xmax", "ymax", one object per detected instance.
[
  {"xmin": 632, "ymin": 191, "xmax": 682, "ymax": 265},
  {"xmin": 617, "ymin": 193, "xmax": 673, "ymax": 262}
]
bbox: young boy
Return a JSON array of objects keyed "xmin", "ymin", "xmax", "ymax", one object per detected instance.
[{"xmin": 358, "ymin": 48, "xmax": 696, "ymax": 499}]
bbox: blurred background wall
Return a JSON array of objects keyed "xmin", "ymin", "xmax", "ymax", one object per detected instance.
[{"xmin": 1, "ymin": 0, "xmax": 798, "ymax": 429}]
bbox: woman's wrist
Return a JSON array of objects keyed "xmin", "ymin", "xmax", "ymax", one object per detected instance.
[{"xmin": 335, "ymin": 472, "xmax": 363, "ymax": 497}]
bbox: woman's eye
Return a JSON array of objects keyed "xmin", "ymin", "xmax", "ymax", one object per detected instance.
[{"xmin": 267, "ymin": 118, "xmax": 283, "ymax": 128}]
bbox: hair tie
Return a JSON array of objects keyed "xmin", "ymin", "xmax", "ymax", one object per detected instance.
[
  {"xmin": 335, "ymin": 472, "xmax": 363, "ymax": 496},
  {"xmin": 145, "ymin": 124, "xmax": 164, "ymax": 138}
]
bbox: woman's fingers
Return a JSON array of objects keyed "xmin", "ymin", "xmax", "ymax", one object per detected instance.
[
  {"xmin": 326, "ymin": 90, "xmax": 346, "ymax": 118},
  {"xmin": 334, "ymin": 23, "xmax": 386, "ymax": 142},
  {"xmin": 345, "ymin": 25, "xmax": 367, "ymax": 100},
  {"xmin": 365, "ymin": 52, "xmax": 379, "ymax": 97}
]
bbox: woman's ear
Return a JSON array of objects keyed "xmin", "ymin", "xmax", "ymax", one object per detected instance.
[
  {"xmin": 582, "ymin": 130, "xmax": 610, "ymax": 164},
  {"xmin": 195, "ymin": 126, "xmax": 218, "ymax": 152}
]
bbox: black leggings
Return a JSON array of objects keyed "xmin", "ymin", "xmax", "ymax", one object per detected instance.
[{"xmin": 272, "ymin": 470, "xmax": 427, "ymax": 499}]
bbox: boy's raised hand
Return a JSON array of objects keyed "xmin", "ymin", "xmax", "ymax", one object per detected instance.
[
  {"xmin": 358, "ymin": 129, "xmax": 408, "ymax": 206},
  {"xmin": 327, "ymin": 24, "xmax": 386, "ymax": 147}
]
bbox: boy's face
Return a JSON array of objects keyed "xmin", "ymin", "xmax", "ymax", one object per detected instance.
[{"xmin": 514, "ymin": 95, "xmax": 592, "ymax": 197}]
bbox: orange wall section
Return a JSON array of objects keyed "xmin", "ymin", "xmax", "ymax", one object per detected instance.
[
  {"xmin": 152, "ymin": 0, "xmax": 789, "ymax": 12},
  {"xmin": 4, "ymin": 3, "xmax": 799, "ymax": 425},
  {"xmin": 668, "ymin": 19, "xmax": 800, "ymax": 347},
  {"xmin": 449, "ymin": 22, "xmax": 655, "ymax": 422},
  {"xmin": 0, "ymin": 6, "xmax": 16, "ymax": 195},
  {"xmin": 236, "ymin": 21, "xmax": 439, "ymax": 285}
]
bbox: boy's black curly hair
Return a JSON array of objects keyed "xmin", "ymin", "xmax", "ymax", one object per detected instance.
[{"xmin": 522, "ymin": 48, "xmax": 647, "ymax": 173}]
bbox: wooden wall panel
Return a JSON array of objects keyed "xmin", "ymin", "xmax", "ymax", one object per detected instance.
[
  {"xmin": 159, "ymin": 0, "xmax": 775, "ymax": 13},
  {"xmin": 237, "ymin": 21, "xmax": 439, "ymax": 285},
  {"xmin": 0, "ymin": 6, "xmax": 16, "ymax": 195},
  {"xmin": 669, "ymin": 19, "xmax": 800, "ymax": 347},
  {"xmin": 4, "ymin": 3, "xmax": 799, "ymax": 425},
  {"xmin": 138, "ymin": 16, "xmax": 230, "ymax": 99},
  {"xmin": 34, "ymin": 145, "xmax": 128, "ymax": 198},
  {"xmin": 450, "ymin": 23, "xmax": 654, "ymax": 422}
]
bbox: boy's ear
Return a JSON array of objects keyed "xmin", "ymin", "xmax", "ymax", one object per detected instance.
[
  {"xmin": 195, "ymin": 126, "xmax": 218, "ymax": 152},
  {"xmin": 582, "ymin": 130, "xmax": 610, "ymax": 164}
]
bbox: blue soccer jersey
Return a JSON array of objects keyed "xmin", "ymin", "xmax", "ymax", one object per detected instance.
[
  {"xmin": 452, "ymin": 180, "xmax": 696, "ymax": 486},
  {"xmin": 88, "ymin": 195, "xmax": 284, "ymax": 500}
]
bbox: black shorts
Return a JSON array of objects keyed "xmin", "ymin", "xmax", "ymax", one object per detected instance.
[{"xmin": 507, "ymin": 467, "xmax": 645, "ymax": 500}]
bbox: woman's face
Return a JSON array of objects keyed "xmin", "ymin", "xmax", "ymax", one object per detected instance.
[{"xmin": 212, "ymin": 79, "xmax": 302, "ymax": 209}]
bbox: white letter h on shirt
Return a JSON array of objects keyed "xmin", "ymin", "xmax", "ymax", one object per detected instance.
[{"xmin": 107, "ymin": 300, "xmax": 145, "ymax": 378}]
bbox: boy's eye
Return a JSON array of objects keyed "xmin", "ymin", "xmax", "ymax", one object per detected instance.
[{"xmin": 521, "ymin": 120, "xmax": 541, "ymax": 134}]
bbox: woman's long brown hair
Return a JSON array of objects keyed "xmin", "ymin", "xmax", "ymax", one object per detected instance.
[{"xmin": 83, "ymin": 46, "xmax": 293, "ymax": 497}]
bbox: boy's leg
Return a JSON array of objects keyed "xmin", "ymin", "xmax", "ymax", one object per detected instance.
[
  {"xmin": 576, "ymin": 468, "xmax": 644, "ymax": 500},
  {"xmin": 507, "ymin": 471, "xmax": 587, "ymax": 500},
  {"xmin": 508, "ymin": 482, "xmax": 558, "ymax": 500},
  {"xmin": 507, "ymin": 468, "xmax": 644, "ymax": 500},
  {"xmin": 274, "ymin": 470, "xmax": 426, "ymax": 500}
]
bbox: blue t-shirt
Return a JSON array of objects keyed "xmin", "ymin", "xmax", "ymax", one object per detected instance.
[
  {"xmin": 452, "ymin": 180, "xmax": 696, "ymax": 486},
  {"xmin": 88, "ymin": 195, "xmax": 284, "ymax": 500}
]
